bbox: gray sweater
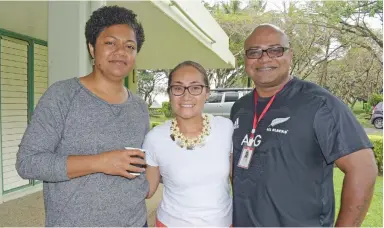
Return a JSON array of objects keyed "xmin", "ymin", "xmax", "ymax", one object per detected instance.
[{"xmin": 16, "ymin": 78, "xmax": 150, "ymax": 227}]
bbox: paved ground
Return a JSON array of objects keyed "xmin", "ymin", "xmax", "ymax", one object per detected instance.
[
  {"xmin": 0, "ymin": 185, "xmax": 163, "ymax": 227},
  {"xmin": 365, "ymin": 127, "xmax": 383, "ymax": 135}
]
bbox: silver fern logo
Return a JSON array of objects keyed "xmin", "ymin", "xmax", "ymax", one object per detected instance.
[
  {"xmin": 267, "ymin": 117, "xmax": 290, "ymax": 134},
  {"xmin": 269, "ymin": 117, "xmax": 290, "ymax": 127}
]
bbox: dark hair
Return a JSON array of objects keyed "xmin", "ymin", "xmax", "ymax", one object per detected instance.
[
  {"xmin": 85, "ymin": 5, "xmax": 145, "ymax": 54},
  {"xmin": 167, "ymin": 61, "xmax": 210, "ymax": 93}
]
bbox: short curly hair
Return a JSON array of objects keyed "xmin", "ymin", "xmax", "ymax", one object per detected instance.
[{"xmin": 85, "ymin": 5, "xmax": 145, "ymax": 54}]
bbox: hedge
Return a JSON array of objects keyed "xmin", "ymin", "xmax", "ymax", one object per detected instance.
[{"xmin": 368, "ymin": 135, "xmax": 383, "ymax": 175}]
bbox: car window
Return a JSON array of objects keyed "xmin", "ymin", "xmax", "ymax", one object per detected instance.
[
  {"xmin": 224, "ymin": 92, "xmax": 239, "ymax": 102},
  {"xmin": 206, "ymin": 93, "xmax": 223, "ymax": 103}
]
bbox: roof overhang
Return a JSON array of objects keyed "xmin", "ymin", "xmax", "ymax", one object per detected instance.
[
  {"xmin": 108, "ymin": 0, "xmax": 235, "ymax": 70},
  {"xmin": 0, "ymin": 0, "xmax": 235, "ymax": 70}
]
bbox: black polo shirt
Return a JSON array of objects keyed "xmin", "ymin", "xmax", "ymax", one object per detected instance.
[{"xmin": 230, "ymin": 77, "xmax": 372, "ymax": 227}]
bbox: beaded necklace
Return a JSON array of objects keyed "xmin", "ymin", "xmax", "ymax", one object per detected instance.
[{"xmin": 170, "ymin": 114, "xmax": 211, "ymax": 150}]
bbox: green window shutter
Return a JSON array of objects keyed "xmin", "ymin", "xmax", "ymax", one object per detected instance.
[{"xmin": 0, "ymin": 36, "xmax": 30, "ymax": 192}]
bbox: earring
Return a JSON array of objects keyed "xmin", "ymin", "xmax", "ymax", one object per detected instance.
[{"xmin": 91, "ymin": 59, "xmax": 95, "ymax": 65}]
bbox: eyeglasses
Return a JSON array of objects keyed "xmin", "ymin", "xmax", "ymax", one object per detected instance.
[
  {"xmin": 169, "ymin": 85, "xmax": 208, "ymax": 96},
  {"xmin": 245, "ymin": 46, "xmax": 289, "ymax": 59}
]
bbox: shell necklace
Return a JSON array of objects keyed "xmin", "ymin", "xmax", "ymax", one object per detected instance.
[{"xmin": 170, "ymin": 114, "xmax": 211, "ymax": 150}]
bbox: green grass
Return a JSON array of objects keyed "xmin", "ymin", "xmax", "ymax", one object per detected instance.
[
  {"xmin": 356, "ymin": 113, "xmax": 372, "ymax": 128},
  {"xmin": 351, "ymin": 101, "xmax": 373, "ymax": 128},
  {"xmin": 352, "ymin": 101, "xmax": 366, "ymax": 114},
  {"xmin": 334, "ymin": 168, "xmax": 383, "ymax": 227}
]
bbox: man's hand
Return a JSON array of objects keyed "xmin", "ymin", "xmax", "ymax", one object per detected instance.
[
  {"xmin": 96, "ymin": 149, "xmax": 146, "ymax": 179},
  {"xmin": 335, "ymin": 148, "xmax": 377, "ymax": 227}
]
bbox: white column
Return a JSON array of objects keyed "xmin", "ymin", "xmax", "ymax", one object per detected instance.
[
  {"xmin": 48, "ymin": 1, "xmax": 106, "ymax": 85},
  {"xmin": 85, "ymin": 1, "xmax": 106, "ymax": 78}
]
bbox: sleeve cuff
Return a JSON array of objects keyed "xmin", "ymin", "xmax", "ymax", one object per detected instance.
[
  {"xmin": 53, "ymin": 154, "xmax": 70, "ymax": 182},
  {"xmin": 145, "ymin": 157, "xmax": 159, "ymax": 167}
]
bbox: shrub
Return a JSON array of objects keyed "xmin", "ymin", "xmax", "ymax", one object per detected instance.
[
  {"xmin": 368, "ymin": 93, "xmax": 383, "ymax": 108},
  {"xmin": 368, "ymin": 135, "xmax": 383, "ymax": 175},
  {"xmin": 161, "ymin": 101, "xmax": 173, "ymax": 118}
]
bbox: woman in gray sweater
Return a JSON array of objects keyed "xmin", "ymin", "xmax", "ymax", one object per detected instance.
[{"xmin": 16, "ymin": 6, "xmax": 149, "ymax": 227}]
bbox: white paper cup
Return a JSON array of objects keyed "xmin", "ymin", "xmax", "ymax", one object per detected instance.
[{"xmin": 124, "ymin": 147, "xmax": 146, "ymax": 175}]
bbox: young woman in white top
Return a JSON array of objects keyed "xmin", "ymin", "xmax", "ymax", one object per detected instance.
[{"xmin": 143, "ymin": 61, "xmax": 233, "ymax": 227}]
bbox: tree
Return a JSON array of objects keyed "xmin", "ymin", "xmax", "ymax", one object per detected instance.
[
  {"xmin": 203, "ymin": 0, "xmax": 269, "ymax": 88},
  {"xmin": 244, "ymin": 0, "xmax": 267, "ymax": 13},
  {"xmin": 207, "ymin": 12, "xmax": 254, "ymax": 88},
  {"xmin": 202, "ymin": 0, "xmax": 383, "ymax": 101},
  {"xmin": 325, "ymin": 47, "xmax": 382, "ymax": 107},
  {"xmin": 137, "ymin": 70, "xmax": 167, "ymax": 107},
  {"xmin": 221, "ymin": 0, "xmax": 242, "ymax": 14},
  {"xmin": 304, "ymin": 1, "xmax": 383, "ymax": 63}
]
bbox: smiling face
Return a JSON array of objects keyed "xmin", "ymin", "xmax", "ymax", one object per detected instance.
[
  {"xmin": 169, "ymin": 65, "xmax": 209, "ymax": 120},
  {"xmin": 88, "ymin": 24, "xmax": 137, "ymax": 82},
  {"xmin": 244, "ymin": 26, "xmax": 293, "ymax": 89}
]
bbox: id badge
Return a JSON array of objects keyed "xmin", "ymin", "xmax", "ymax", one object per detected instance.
[{"xmin": 237, "ymin": 144, "xmax": 255, "ymax": 169}]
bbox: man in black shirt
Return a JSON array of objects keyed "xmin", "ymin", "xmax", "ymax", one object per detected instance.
[{"xmin": 230, "ymin": 24, "xmax": 377, "ymax": 227}]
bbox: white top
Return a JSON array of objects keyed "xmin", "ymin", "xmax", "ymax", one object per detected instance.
[{"xmin": 143, "ymin": 115, "xmax": 233, "ymax": 226}]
